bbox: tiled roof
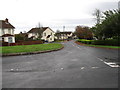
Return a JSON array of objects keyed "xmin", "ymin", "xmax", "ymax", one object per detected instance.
[
  {"xmin": 27, "ymin": 27, "xmax": 49, "ymax": 33},
  {"xmin": 0, "ymin": 19, "xmax": 15, "ymax": 29}
]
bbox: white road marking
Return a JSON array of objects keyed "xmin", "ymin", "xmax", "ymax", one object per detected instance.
[
  {"xmin": 97, "ymin": 58, "xmax": 120, "ymax": 68},
  {"xmin": 81, "ymin": 67, "xmax": 85, "ymax": 69},
  {"xmin": 61, "ymin": 68, "xmax": 64, "ymax": 70},
  {"xmin": 91, "ymin": 67, "xmax": 99, "ymax": 69},
  {"xmin": 72, "ymin": 44, "xmax": 82, "ymax": 49},
  {"xmin": 10, "ymin": 69, "xmax": 14, "ymax": 71}
]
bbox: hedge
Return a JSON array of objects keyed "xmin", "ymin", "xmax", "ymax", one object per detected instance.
[{"xmin": 77, "ymin": 39, "xmax": 120, "ymax": 46}]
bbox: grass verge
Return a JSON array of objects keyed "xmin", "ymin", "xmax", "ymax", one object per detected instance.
[
  {"xmin": 1, "ymin": 43, "xmax": 63, "ymax": 54},
  {"xmin": 86, "ymin": 44, "xmax": 120, "ymax": 49}
]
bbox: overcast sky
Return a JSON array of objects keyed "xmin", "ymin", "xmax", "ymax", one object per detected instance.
[{"xmin": 0, "ymin": 0, "xmax": 119, "ymax": 33}]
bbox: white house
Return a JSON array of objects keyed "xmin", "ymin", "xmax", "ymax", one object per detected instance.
[
  {"xmin": 55, "ymin": 32, "xmax": 76, "ymax": 40},
  {"xmin": 27, "ymin": 27, "xmax": 55, "ymax": 42},
  {"xmin": 0, "ymin": 18, "xmax": 15, "ymax": 43}
]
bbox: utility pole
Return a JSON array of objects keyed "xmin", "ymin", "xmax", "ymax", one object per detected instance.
[{"xmin": 63, "ymin": 26, "xmax": 65, "ymax": 41}]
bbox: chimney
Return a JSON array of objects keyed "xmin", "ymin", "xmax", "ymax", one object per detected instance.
[{"xmin": 5, "ymin": 18, "xmax": 9, "ymax": 23}]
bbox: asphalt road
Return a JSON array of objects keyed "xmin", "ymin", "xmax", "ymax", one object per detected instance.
[{"xmin": 2, "ymin": 41, "xmax": 119, "ymax": 88}]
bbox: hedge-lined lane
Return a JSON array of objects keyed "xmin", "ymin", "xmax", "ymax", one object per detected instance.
[{"xmin": 1, "ymin": 43, "xmax": 63, "ymax": 54}]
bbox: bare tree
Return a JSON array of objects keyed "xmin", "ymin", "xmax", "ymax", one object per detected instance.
[{"xmin": 93, "ymin": 9, "xmax": 102, "ymax": 24}]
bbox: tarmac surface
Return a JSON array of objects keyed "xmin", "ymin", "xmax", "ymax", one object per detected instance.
[{"xmin": 2, "ymin": 40, "xmax": 119, "ymax": 88}]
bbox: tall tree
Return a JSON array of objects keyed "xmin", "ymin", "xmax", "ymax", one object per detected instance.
[{"xmin": 91, "ymin": 9, "xmax": 120, "ymax": 40}]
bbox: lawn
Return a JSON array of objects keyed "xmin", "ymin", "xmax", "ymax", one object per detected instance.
[{"xmin": 1, "ymin": 43, "xmax": 63, "ymax": 54}]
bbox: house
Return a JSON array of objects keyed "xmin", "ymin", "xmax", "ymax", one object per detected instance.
[
  {"xmin": 27, "ymin": 27, "xmax": 55, "ymax": 42},
  {"xmin": 0, "ymin": 18, "xmax": 15, "ymax": 43},
  {"xmin": 55, "ymin": 32, "xmax": 76, "ymax": 40}
]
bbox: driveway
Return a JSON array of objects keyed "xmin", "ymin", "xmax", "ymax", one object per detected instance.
[{"xmin": 2, "ymin": 40, "xmax": 119, "ymax": 88}]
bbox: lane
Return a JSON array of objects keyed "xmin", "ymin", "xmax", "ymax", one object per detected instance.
[
  {"xmin": 72, "ymin": 41, "xmax": 119, "ymax": 67},
  {"xmin": 2, "ymin": 41, "xmax": 119, "ymax": 88}
]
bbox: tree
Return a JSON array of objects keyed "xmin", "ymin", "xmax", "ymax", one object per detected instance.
[
  {"xmin": 15, "ymin": 32, "xmax": 29, "ymax": 42},
  {"xmin": 93, "ymin": 9, "xmax": 102, "ymax": 24},
  {"xmin": 75, "ymin": 26, "xmax": 93, "ymax": 39},
  {"xmin": 91, "ymin": 9, "xmax": 120, "ymax": 40},
  {"xmin": 102, "ymin": 9, "xmax": 120, "ymax": 38}
]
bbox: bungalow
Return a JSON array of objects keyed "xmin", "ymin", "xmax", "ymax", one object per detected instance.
[
  {"xmin": 0, "ymin": 18, "xmax": 15, "ymax": 43},
  {"xmin": 27, "ymin": 27, "xmax": 55, "ymax": 42}
]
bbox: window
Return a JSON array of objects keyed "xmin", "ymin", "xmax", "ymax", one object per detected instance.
[
  {"xmin": 51, "ymin": 32, "xmax": 52, "ymax": 35},
  {"xmin": 2, "ymin": 29, "xmax": 5, "ymax": 34},
  {"xmin": 50, "ymin": 38, "xmax": 52, "ymax": 40},
  {"xmin": 8, "ymin": 29, "xmax": 11, "ymax": 34},
  {"xmin": 44, "ymin": 33, "xmax": 46, "ymax": 36},
  {"xmin": 8, "ymin": 37, "xmax": 12, "ymax": 43}
]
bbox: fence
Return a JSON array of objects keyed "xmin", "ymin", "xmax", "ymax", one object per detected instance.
[{"xmin": 1, "ymin": 40, "xmax": 43, "ymax": 46}]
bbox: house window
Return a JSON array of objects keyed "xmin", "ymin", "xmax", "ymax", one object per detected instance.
[
  {"xmin": 50, "ymin": 38, "xmax": 52, "ymax": 40},
  {"xmin": 2, "ymin": 29, "xmax": 5, "ymax": 34},
  {"xmin": 8, "ymin": 29, "xmax": 11, "ymax": 34},
  {"xmin": 8, "ymin": 37, "xmax": 13, "ymax": 43},
  {"xmin": 44, "ymin": 33, "xmax": 46, "ymax": 36},
  {"xmin": 51, "ymin": 32, "xmax": 52, "ymax": 35}
]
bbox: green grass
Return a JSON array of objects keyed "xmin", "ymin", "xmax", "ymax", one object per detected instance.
[
  {"xmin": 1, "ymin": 43, "xmax": 63, "ymax": 54},
  {"xmin": 85, "ymin": 44, "xmax": 120, "ymax": 49}
]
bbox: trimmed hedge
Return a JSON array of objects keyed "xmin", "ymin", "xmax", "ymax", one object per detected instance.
[
  {"xmin": 77, "ymin": 39, "xmax": 120, "ymax": 46},
  {"xmin": 77, "ymin": 39, "xmax": 94, "ymax": 44},
  {"xmin": 92, "ymin": 39, "xmax": 120, "ymax": 46}
]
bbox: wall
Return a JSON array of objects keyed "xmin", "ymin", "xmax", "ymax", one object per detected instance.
[
  {"xmin": 41, "ymin": 28, "xmax": 55, "ymax": 42},
  {"xmin": 0, "ymin": 29, "xmax": 2, "ymax": 36},
  {"xmin": 3, "ymin": 36, "xmax": 15, "ymax": 43},
  {"xmin": 28, "ymin": 33, "xmax": 39, "ymax": 39},
  {"xmin": 0, "ymin": 28, "xmax": 14, "ymax": 36}
]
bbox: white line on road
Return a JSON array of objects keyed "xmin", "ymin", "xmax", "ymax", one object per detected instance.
[
  {"xmin": 97, "ymin": 58, "xmax": 120, "ymax": 68},
  {"xmin": 72, "ymin": 44, "xmax": 82, "ymax": 49}
]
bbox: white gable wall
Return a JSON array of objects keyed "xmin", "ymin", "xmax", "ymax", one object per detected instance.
[{"xmin": 41, "ymin": 28, "xmax": 55, "ymax": 42}]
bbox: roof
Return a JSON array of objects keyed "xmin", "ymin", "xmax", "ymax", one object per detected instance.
[
  {"xmin": 27, "ymin": 27, "xmax": 49, "ymax": 33},
  {"xmin": 57, "ymin": 32, "xmax": 72, "ymax": 35},
  {"xmin": 15, "ymin": 32, "xmax": 28, "ymax": 37},
  {"xmin": 2, "ymin": 34, "xmax": 14, "ymax": 37},
  {"xmin": 0, "ymin": 18, "xmax": 15, "ymax": 29}
]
